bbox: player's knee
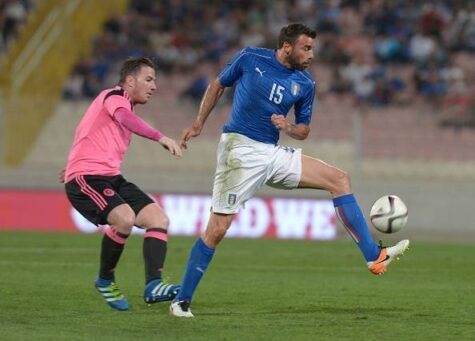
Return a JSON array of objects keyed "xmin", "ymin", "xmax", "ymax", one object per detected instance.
[
  {"xmin": 139, "ymin": 209, "xmax": 169, "ymax": 230},
  {"xmin": 117, "ymin": 210, "xmax": 136, "ymax": 232},
  {"xmin": 333, "ymin": 169, "xmax": 351, "ymax": 194},
  {"xmin": 158, "ymin": 214, "xmax": 170, "ymax": 230},
  {"xmin": 108, "ymin": 205, "xmax": 136, "ymax": 233}
]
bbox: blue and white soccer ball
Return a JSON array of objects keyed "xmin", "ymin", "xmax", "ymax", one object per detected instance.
[{"xmin": 370, "ymin": 195, "xmax": 408, "ymax": 234}]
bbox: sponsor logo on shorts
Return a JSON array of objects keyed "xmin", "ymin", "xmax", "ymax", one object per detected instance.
[
  {"xmin": 103, "ymin": 188, "xmax": 115, "ymax": 197},
  {"xmin": 227, "ymin": 193, "xmax": 237, "ymax": 206}
]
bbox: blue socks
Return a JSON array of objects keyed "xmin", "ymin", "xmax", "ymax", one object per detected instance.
[
  {"xmin": 176, "ymin": 195, "xmax": 378, "ymax": 303},
  {"xmin": 333, "ymin": 194, "xmax": 380, "ymax": 261},
  {"xmin": 176, "ymin": 238, "xmax": 215, "ymax": 302}
]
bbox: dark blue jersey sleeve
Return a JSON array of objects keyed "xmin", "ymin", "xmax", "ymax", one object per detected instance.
[
  {"xmin": 218, "ymin": 49, "xmax": 249, "ymax": 87},
  {"xmin": 294, "ymin": 82, "xmax": 315, "ymax": 125}
]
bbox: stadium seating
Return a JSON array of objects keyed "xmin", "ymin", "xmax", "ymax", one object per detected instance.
[{"xmin": 3, "ymin": 0, "xmax": 475, "ymax": 183}]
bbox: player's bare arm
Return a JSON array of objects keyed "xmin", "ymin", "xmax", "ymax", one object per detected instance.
[
  {"xmin": 271, "ymin": 114, "xmax": 310, "ymax": 140},
  {"xmin": 180, "ymin": 78, "xmax": 225, "ymax": 149}
]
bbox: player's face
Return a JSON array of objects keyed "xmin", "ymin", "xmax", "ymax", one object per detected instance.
[
  {"xmin": 128, "ymin": 66, "xmax": 157, "ymax": 104},
  {"xmin": 286, "ymin": 34, "xmax": 315, "ymax": 71}
]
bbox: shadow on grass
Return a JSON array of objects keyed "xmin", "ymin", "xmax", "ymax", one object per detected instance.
[{"xmin": 198, "ymin": 305, "xmax": 413, "ymax": 317}]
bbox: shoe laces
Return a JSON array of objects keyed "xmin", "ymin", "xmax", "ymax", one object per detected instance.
[{"xmin": 107, "ymin": 282, "xmax": 122, "ymax": 294}]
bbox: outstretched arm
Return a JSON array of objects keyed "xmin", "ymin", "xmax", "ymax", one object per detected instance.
[
  {"xmin": 271, "ymin": 114, "xmax": 310, "ymax": 140},
  {"xmin": 114, "ymin": 108, "xmax": 182, "ymax": 158},
  {"xmin": 180, "ymin": 78, "xmax": 225, "ymax": 149}
]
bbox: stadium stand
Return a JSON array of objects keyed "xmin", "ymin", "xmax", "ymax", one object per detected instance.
[
  {"xmin": 1, "ymin": 0, "xmax": 474, "ymax": 180},
  {"xmin": 57, "ymin": 0, "xmax": 474, "ymax": 163}
]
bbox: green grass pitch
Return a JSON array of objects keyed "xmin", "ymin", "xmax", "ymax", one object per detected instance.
[{"xmin": 0, "ymin": 231, "xmax": 474, "ymax": 340}]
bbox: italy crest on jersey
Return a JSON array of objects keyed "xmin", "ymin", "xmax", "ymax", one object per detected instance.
[{"xmin": 291, "ymin": 81, "xmax": 300, "ymax": 96}]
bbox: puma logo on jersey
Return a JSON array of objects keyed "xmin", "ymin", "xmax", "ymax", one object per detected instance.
[{"xmin": 255, "ymin": 67, "xmax": 266, "ymax": 76}]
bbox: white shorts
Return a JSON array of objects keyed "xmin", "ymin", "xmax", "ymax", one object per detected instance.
[{"xmin": 212, "ymin": 133, "xmax": 302, "ymax": 214}]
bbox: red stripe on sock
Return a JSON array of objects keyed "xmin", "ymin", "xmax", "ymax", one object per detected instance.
[
  {"xmin": 336, "ymin": 207, "xmax": 360, "ymax": 242},
  {"xmin": 144, "ymin": 231, "xmax": 168, "ymax": 242},
  {"xmin": 105, "ymin": 226, "xmax": 128, "ymax": 244}
]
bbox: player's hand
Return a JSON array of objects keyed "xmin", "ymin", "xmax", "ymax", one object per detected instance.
[
  {"xmin": 180, "ymin": 123, "xmax": 202, "ymax": 149},
  {"xmin": 271, "ymin": 114, "xmax": 288, "ymax": 130},
  {"xmin": 58, "ymin": 168, "xmax": 66, "ymax": 183},
  {"xmin": 158, "ymin": 136, "xmax": 182, "ymax": 158}
]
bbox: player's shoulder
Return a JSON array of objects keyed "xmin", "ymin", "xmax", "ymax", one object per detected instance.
[
  {"xmin": 102, "ymin": 86, "xmax": 131, "ymax": 103},
  {"xmin": 103, "ymin": 86, "xmax": 124, "ymax": 100},
  {"xmin": 240, "ymin": 46, "xmax": 274, "ymax": 60},
  {"xmin": 296, "ymin": 70, "xmax": 316, "ymax": 89}
]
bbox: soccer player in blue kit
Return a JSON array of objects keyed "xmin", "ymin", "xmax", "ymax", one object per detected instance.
[{"xmin": 170, "ymin": 23, "xmax": 410, "ymax": 317}]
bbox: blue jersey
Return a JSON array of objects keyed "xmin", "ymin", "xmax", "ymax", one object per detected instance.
[{"xmin": 219, "ymin": 47, "xmax": 316, "ymax": 144}]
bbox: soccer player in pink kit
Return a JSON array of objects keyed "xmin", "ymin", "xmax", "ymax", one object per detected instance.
[{"xmin": 65, "ymin": 57, "xmax": 181, "ymax": 311}]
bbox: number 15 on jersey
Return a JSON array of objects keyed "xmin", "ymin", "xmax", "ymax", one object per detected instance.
[{"xmin": 269, "ymin": 83, "xmax": 285, "ymax": 104}]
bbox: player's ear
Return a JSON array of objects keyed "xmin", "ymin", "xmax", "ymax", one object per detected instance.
[
  {"xmin": 124, "ymin": 74, "xmax": 136, "ymax": 88},
  {"xmin": 283, "ymin": 41, "xmax": 292, "ymax": 55}
]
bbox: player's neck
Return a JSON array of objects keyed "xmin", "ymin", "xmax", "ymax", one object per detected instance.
[
  {"xmin": 275, "ymin": 49, "xmax": 292, "ymax": 69},
  {"xmin": 120, "ymin": 85, "xmax": 137, "ymax": 105}
]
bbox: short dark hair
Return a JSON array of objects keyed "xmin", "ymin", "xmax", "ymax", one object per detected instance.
[
  {"xmin": 277, "ymin": 23, "xmax": 317, "ymax": 48},
  {"xmin": 119, "ymin": 57, "xmax": 156, "ymax": 84}
]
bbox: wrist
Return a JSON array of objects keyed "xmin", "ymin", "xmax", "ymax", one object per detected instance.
[
  {"xmin": 193, "ymin": 121, "xmax": 203, "ymax": 131},
  {"xmin": 285, "ymin": 122, "xmax": 292, "ymax": 134},
  {"xmin": 154, "ymin": 131, "xmax": 164, "ymax": 141}
]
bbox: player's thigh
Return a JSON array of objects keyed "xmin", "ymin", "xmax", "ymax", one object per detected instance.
[
  {"xmin": 212, "ymin": 134, "xmax": 268, "ymax": 214},
  {"xmin": 298, "ymin": 154, "xmax": 351, "ymax": 196},
  {"xmin": 107, "ymin": 203, "xmax": 135, "ymax": 229},
  {"xmin": 65, "ymin": 175, "xmax": 128, "ymax": 226},
  {"xmin": 266, "ymin": 145, "xmax": 301, "ymax": 189},
  {"xmin": 116, "ymin": 178, "xmax": 157, "ymax": 227},
  {"xmin": 135, "ymin": 203, "xmax": 169, "ymax": 229}
]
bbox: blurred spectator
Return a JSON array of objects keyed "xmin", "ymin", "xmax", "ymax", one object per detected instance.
[
  {"xmin": 1, "ymin": 0, "xmax": 28, "ymax": 51},
  {"xmin": 341, "ymin": 55, "xmax": 375, "ymax": 103},
  {"xmin": 317, "ymin": 0, "xmax": 342, "ymax": 34},
  {"xmin": 329, "ymin": 65, "xmax": 351, "ymax": 94},
  {"xmin": 62, "ymin": 64, "xmax": 86, "ymax": 100},
  {"xmin": 374, "ymin": 34, "xmax": 404, "ymax": 64},
  {"xmin": 414, "ymin": 59, "xmax": 447, "ymax": 102},
  {"xmin": 371, "ymin": 77, "xmax": 392, "ymax": 107},
  {"xmin": 445, "ymin": 3, "xmax": 475, "ymax": 52},
  {"xmin": 419, "ymin": 3, "xmax": 447, "ymax": 39},
  {"xmin": 317, "ymin": 32, "xmax": 351, "ymax": 65},
  {"xmin": 409, "ymin": 33, "xmax": 437, "ymax": 63},
  {"xmin": 179, "ymin": 67, "xmax": 209, "ymax": 104},
  {"xmin": 440, "ymin": 57, "xmax": 466, "ymax": 95}
]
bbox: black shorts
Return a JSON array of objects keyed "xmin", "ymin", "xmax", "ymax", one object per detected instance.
[{"xmin": 65, "ymin": 174, "xmax": 154, "ymax": 226}]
